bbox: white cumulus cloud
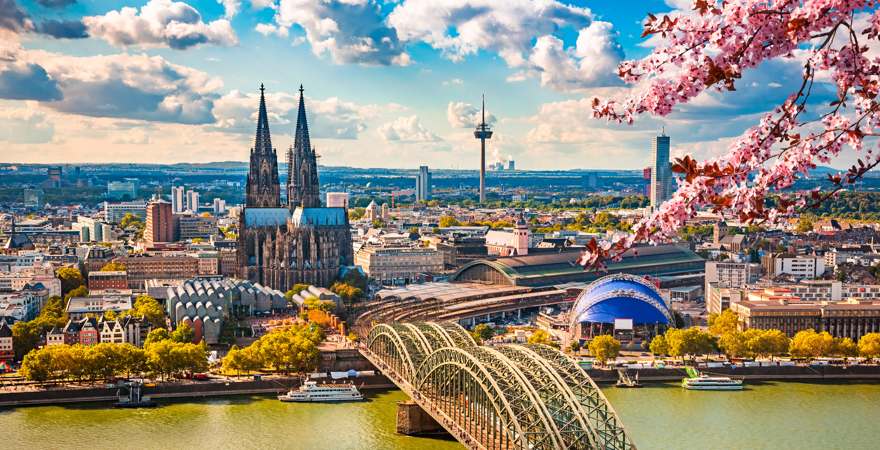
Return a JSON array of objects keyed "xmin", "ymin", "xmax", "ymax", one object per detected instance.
[
  {"xmin": 19, "ymin": 48, "xmax": 224, "ymax": 124},
  {"xmin": 447, "ymin": 101, "xmax": 495, "ymax": 128},
  {"xmin": 83, "ymin": 0, "xmax": 238, "ymax": 50},
  {"xmin": 270, "ymin": 0, "xmax": 409, "ymax": 66},
  {"xmin": 378, "ymin": 115, "xmax": 440, "ymax": 142},
  {"xmin": 389, "ymin": 0, "xmax": 592, "ymax": 66},
  {"xmin": 528, "ymin": 21, "xmax": 624, "ymax": 91}
]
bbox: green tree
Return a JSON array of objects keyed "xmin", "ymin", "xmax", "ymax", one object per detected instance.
[
  {"xmin": 119, "ymin": 212, "xmax": 143, "ymax": 229},
  {"xmin": 130, "ymin": 295, "xmax": 166, "ymax": 327},
  {"xmin": 341, "ymin": 270, "xmax": 368, "ymax": 292},
  {"xmin": 796, "ymin": 215, "xmax": 815, "ymax": 233},
  {"xmin": 439, "ymin": 215, "xmax": 462, "ymax": 228},
  {"xmin": 747, "ymin": 329, "xmax": 790, "ymax": 359},
  {"xmin": 471, "ymin": 324, "xmax": 495, "ymax": 344},
  {"xmin": 708, "ymin": 309, "xmax": 740, "ymax": 336},
  {"xmin": 833, "ymin": 337, "xmax": 859, "ymax": 357},
  {"xmin": 144, "ymin": 328, "xmax": 171, "ymax": 346},
  {"xmin": 222, "ymin": 345, "xmax": 246, "ymax": 376},
  {"xmin": 56, "ymin": 267, "xmax": 84, "ymax": 295},
  {"xmin": 19, "ymin": 346, "xmax": 53, "ymax": 381},
  {"xmin": 12, "ymin": 321, "xmax": 42, "ymax": 361},
  {"xmin": 527, "ymin": 329, "xmax": 553, "ymax": 346},
  {"xmin": 303, "ymin": 296, "xmax": 335, "ymax": 313},
  {"xmin": 64, "ymin": 285, "xmax": 88, "ymax": 301},
  {"xmin": 99, "ymin": 261, "xmax": 126, "ymax": 272},
  {"xmin": 649, "ymin": 334, "xmax": 669, "ymax": 356},
  {"xmin": 330, "ymin": 281, "xmax": 363, "ymax": 303},
  {"xmin": 588, "ymin": 335, "xmax": 621, "ymax": 366},
  {"xmin": 859, "ymin": 333, "xmax": 880, "ymax": 359},
  {"xmin": 171, "ymin": 323, "xmax": 195, "ymax": 343},
  {"xmin": 789, "ymin": 330, "xmax": 834, "ymax": 358},
  {"xmin": 719, "ymin": 330, "xmax": 752, "ymax": 358},
  {"xmin": 12, "ymin": 296, "xmax": 68, "ymax": 359},
  {"xmin": 665, "ymin": 327, "xmax": 716, "ymax": 362},
  {"xmin": 568, "ymin": 340, "xmax": 582, "ymax": 353}
]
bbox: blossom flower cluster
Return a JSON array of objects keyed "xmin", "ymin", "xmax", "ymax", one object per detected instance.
[{"xmin": 582, "ymin": 0, "xmax": 880, "ymax": 270}]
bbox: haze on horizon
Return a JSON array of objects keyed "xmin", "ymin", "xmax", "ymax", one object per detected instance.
[{"xmin": 0, "ymin": 0, "xmax": 859, "ymax": 170}]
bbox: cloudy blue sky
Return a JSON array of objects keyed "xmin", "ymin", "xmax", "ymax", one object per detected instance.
[{"xmin": 0, "ymin": 0, "xmax": 829, "ymax": 169}]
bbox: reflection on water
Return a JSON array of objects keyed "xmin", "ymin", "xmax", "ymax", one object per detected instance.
[
  {"xmin": 2, "ymin": 390, "xmax": 462, "ymax": 450},
  {"xmin": 4, "ymin": 382, "xmax": 880, "ymax": 449},
  {"xmin": 602, "ymin": 381, "xmax": 880, "ymax": 450}
]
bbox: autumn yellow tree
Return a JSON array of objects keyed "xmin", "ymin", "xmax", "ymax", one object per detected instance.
[{"xmin": 588, "ymin": 335, "xmax": 621, "ymax": 366}]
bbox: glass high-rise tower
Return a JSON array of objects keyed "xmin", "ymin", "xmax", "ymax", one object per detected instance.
[
  {"xmin": 416, "ymin": 165, "xmax": 431, "ymax": 202},
  {"xmin": 650, "ymin": 132, "xmax": 673, "ymax": 209}
]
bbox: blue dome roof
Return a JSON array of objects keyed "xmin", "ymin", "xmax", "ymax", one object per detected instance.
[{"xmin": 571, "ymin": 274, "xmax": 670, "ymax": 325}]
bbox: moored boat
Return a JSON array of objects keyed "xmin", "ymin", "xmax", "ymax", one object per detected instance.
[
  {"xmin": 278, "ymin": 380, "xmax": 364, "ymax": 402},
  {"xmin": 682, "ymin": 375, "xmax": 744, "ymax": 390}
]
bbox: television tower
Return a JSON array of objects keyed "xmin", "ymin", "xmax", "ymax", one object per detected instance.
[{"xmin": 473, "ymin": 94, "xmax": 493, "ymax": 204}]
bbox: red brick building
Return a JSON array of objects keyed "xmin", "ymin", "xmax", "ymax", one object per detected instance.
[
  {"xmin": 116, "ymin": 254, "xmax": 199, "ymax": 289},
  {"xmin": 145, "ymin": 200, "xmax": 174, "ymax": 244},
  {"xmin": 87, "ymin": 271, "xmax": 129, "ymax": 291}
]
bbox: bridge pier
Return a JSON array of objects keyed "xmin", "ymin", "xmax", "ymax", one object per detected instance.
[{"xmin": 396, "ymin": 401, "xmax": 446, "ymax": 436}]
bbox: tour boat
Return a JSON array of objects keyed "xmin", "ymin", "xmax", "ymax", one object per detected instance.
[
  {"xmin": 682, "ymin": 374, "xmax": 744, "ymax": 391},
  {"xmin": 278, "ymin": 380, "xmax": 364, "ymax": 402}
]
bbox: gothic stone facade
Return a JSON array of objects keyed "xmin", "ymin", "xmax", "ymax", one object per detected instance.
[{"xmin": 237, "ymin": 85, "xmax": 353, "ymax": 291}]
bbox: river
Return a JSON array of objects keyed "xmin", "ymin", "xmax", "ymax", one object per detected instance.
[{"xmin": 2, "ymin": 382, "xmax": 879, "ymax": 449}]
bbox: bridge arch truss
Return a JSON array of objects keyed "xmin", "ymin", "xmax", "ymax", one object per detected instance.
[{"xmin": 364, "ymin": 321, "xmax": 635, "ymax": 450}]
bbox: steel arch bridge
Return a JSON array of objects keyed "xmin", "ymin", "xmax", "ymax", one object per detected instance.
[{"xmin": 362, "ymin": 321, "xmax": 635, "ymax": 450}]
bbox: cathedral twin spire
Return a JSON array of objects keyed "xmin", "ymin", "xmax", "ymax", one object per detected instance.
[
  {"xmin": 289, "ymin": 84, "xmax": 321, "ymax": 209},
  {"xmin": 245, "ymin": 84, "xmax": 281, "ymax": 208},
  {"xmin": 245, "ymin": 83, "xmax": 319, "ymax": 209}
]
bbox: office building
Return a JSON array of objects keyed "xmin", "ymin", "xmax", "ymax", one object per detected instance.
[
  {"xmin": 171, "ymin": 186, "xmax": 185, "ymax": 213},
  {"xmin": 174, "ymin": 214, "xmax": 217, "ymax": 240},
  {"xmin": 326, "ymin": 192, "xmax": 349, "ymax": 209},
  {"xmin": 416, "ymin": 165, "xmax": 432, "ymax": 202},
  {"xmin": 508, "ymin": 160, "xmax": 515, "ymax": 171},
  {"xmin": 23, "ymin": 188, "xmax": 43, "ymax": 207},
  {"xmin": 66, "ymin": 294, "xmax": 133, "ymax": 320},
  {"xmin": 354, "ymin": 245, "xmax": 444, "ymax": 285},
  {"xmin": 46, "ymin": 166, "xmax": 62, "ymax": 188},
  {"xmin": 103, "ymin": 201, "xmax": 147, "ymax": 223},
  {"xmin": 650, "ymin": 132, "xmax": 673, "ymax": 208},
  {"xmin": 212, "ymin": 198, "xmax": 226, "ymax": 215},
  {"xmin": 185, "ymin": 190, "xmax": 199, "ymax": 212},
  {"xmin": 144, "ymin": 200, "xmax": 174, "ymax": 244},
  {"xmin": 107, "ymin": 180, "xmax": 138, "ymax": 200},
  {"xmin": 730, "ymin": 292, "xmax": 880, "ymax": 340},
  {"xmin": 87, "ymin": 271, "xmax": 129, "ymax": 291},
  {"xmin": 762, "ymin": 253, "xmax": 826, "ymax": 279},
  {"xmin": 73, "ymin": 216, "xmax": 113, "ymax": 243},
  {"xmin": 115, "ymin": 254, "xmax": 200, "ymax": 289}
]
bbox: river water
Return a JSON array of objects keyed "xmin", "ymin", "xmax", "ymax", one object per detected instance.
[{"xmin": 2, "ymin": 382, "xmax": 879, "ymax": 449}]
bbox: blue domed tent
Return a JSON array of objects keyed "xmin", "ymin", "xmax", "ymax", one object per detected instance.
[{"xmin": 570, "ymin": 274, "xmax": 671, "ymax": 326}]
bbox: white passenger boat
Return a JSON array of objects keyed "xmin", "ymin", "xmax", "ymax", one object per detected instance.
[
  {"xmin": 278, "ymin": 380, "xmax": 364, "ymax": 402},
  {"xmin": 682, "ymin": 375, "xmax": 744, "ymax": 391}
]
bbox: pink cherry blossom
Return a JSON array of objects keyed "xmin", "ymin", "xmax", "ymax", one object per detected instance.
[{"xmin": 583, "ymin": 0, "xmax": 880, "ymax": 270}]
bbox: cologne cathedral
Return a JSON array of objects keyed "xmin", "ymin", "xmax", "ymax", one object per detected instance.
[{"xmin": 237, "ymin": 84, "xmax": 353, "ymax": 290}]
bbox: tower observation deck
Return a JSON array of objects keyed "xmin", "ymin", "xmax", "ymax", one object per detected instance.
[{"xmin": 474, "ymin": 95, "xmax": 493, "ymax": 204}]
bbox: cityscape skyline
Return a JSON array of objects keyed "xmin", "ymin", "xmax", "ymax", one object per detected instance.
[{"xmin": 1, "ymin": 0, "xmax": 859, "ymax": 171}]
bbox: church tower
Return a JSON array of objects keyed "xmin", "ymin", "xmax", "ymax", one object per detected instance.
[
  {"xmin": 245, "ymin": 84, "xmax": 281, "ymax": 208},
  {"xmin": 288, "ymin": 85, "xmax": 321, "ymax": 209}
]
